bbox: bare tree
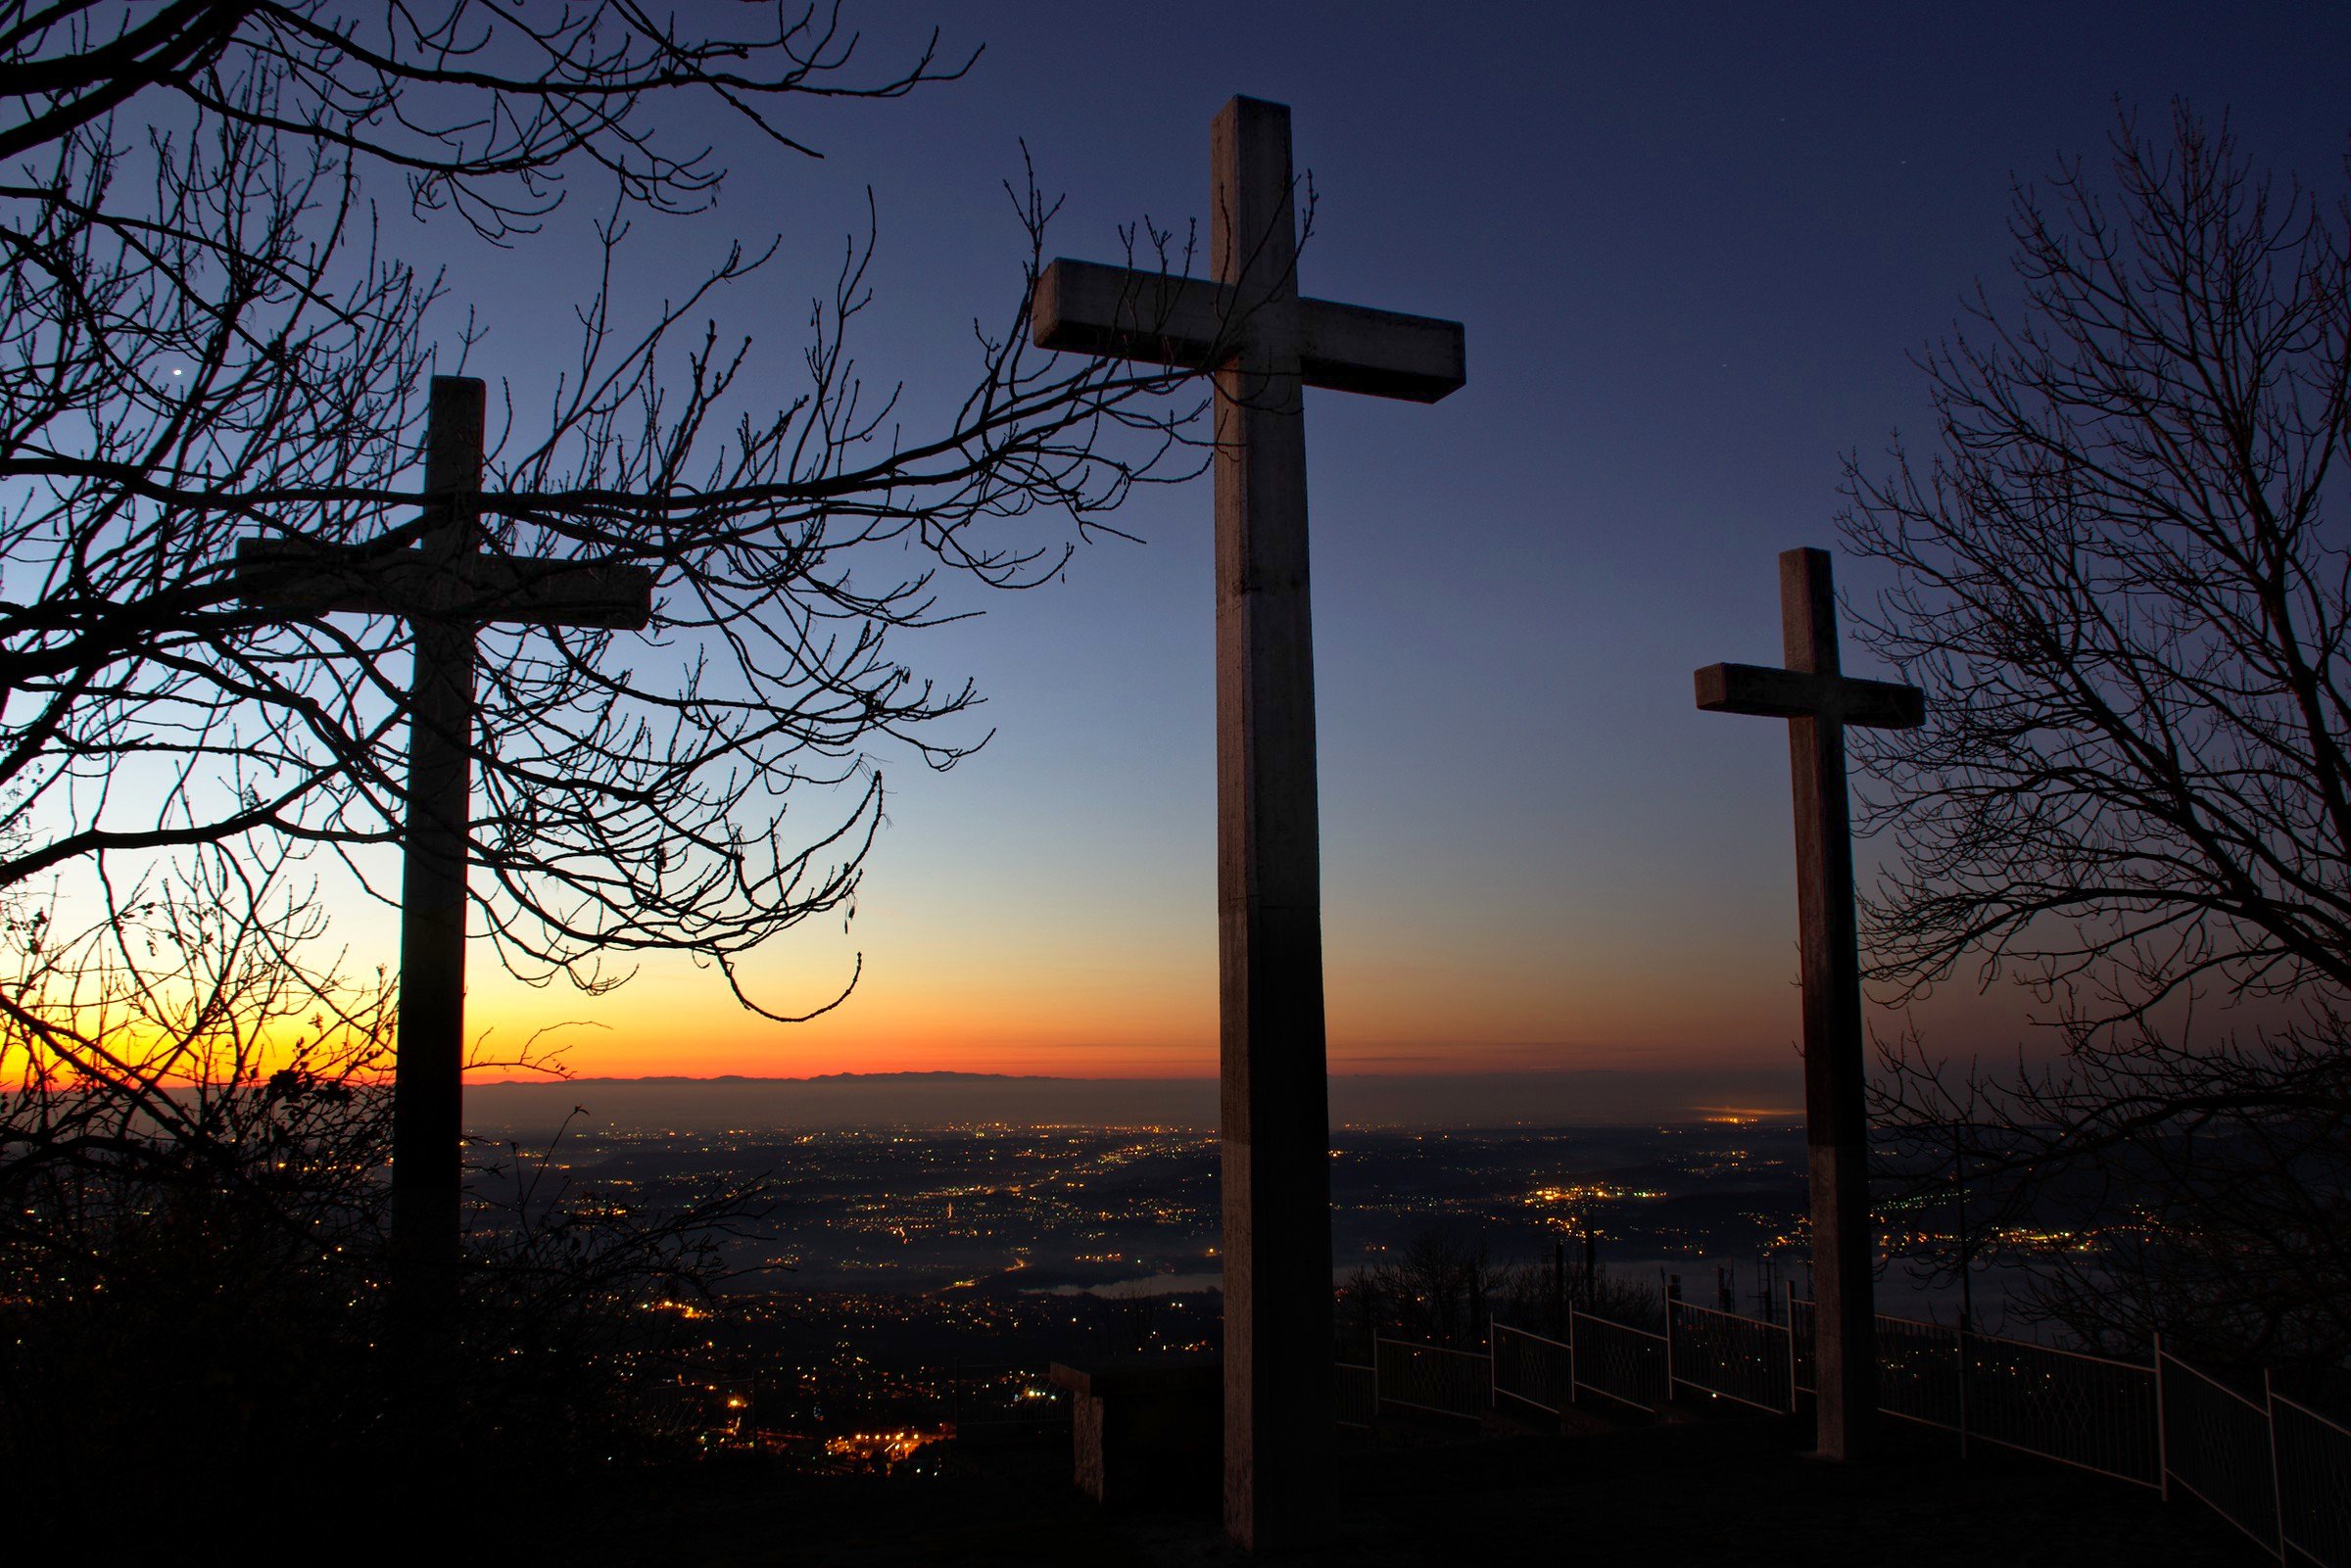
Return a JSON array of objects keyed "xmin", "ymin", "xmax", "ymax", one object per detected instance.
[
  {"xmin": 1485, "ymin": 1230, "xmax": 1662, "ymax": 1339},
  {"xmin": 0, "ymin": 0, "xmax": 1213, "ymax": 1496},
  {"xmin": 0, "ymin": 2, "xmax": 1203, "ymax": 1056},
  {"xmin": 0, "ymin": 0, "xmax": 975, "ymax": 238},
  {"xmin": 1348, "ymin": 1222, "xmax": 1516, "ymax": 1349},
  {"xmin": 1843, "ymin": 105, "xmax": 2351, "ymax": 1372},
  {"xmin": 0, "ymin": 845, "xmax": 393, "ymax": 1488},
  {"xmin": 0, "ymin": 843, "xmax": 766, "ymax": 1496}
]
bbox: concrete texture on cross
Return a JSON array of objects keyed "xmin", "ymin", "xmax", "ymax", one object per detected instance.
[
  {"xmin": 1031, "ymin": 96, "xmax": 1465, "ymax": 1549},
  {"xmin": 1694, "ymin": 546, "xmax": 1923, "ymax": 1462},
  {"xmin": 236, "ymin": 375, "xmax": 653, "ymax": 1303}
]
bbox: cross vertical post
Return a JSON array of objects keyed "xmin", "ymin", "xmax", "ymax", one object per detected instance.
[
  {"xmin": 392, "ymin": 375, "xmax": 484, "ymax": 1298},
  {"xmin": 1212, "ymin": 95, "xmax": 1329, "ymax": 1550},
  {"xmin": 1695, "ymin": 546, "xmax": 1924, "ymax": 1461},
  {"xmin": 1781, "ymin": 547, "xmax": 1875, "ymax": 1461},
  {"xmin": 235, "ymin": 374, "xmax": 654, "ymax": 1321},
  {"xmin": 1028, "ymin": 95, "xmax": 1464, "ymax": 1548}
]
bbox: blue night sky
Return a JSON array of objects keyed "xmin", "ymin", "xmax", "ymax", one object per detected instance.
[{"xmin": 404, "ymin": 3, "xmax": 2351, "ymax": 1088}]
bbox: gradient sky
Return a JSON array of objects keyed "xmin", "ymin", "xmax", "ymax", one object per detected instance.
[{"xmin": 339, "ymin": 2, "xmax": 2351, "ymax": 1085}]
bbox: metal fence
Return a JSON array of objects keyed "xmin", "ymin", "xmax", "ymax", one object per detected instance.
[
  {"xmin": 1571, "ymin": 1307, "xmax": 1668, "ymax": 1413},
  {"xmin": 2155, "ymin": 1348, "xmax": 2351, "ymax": 1564},
  {"xmin": 1739, "ymin": 1298, "xmax": 2346, "ymax": 1564},
  {"xmin": 1493, "ymin": 1322, "xmax": 1573, "ymax": 1416},
  {"xmin": 2161, "ymin": 1351, "xmax": 2278, "ymax": 1550},
  {"xmin": 2275, "ymin": 1391, "xmax": 2351, "ymax": 1565},
  {"xmin": 1341, "ymin": 1296, "xmax": 2348, "ymax": 1568},
  {"xmin": 1667, "ymin": 1298, "xmax": 1795, "ymax": 1414},
  {"xmin": 1335, "ymin": 1360, "xmax": 1378, "ymax": 1429},
  {"xmin": 1966, "ymin": 1333, "xmax": 2159, "ymax": 1487},
  {"xmin": 1374, "ymin": 1336, "xmax": 1490, "ymax": 1421},
  {"xmin": 1875, "ymin": 1310, "xmax": 1963, "ymax": 1431},
  {"xmin": 1785, "ymin": 1297, "xmax": 2157, "ymax": 1486},
  {"xmin": 1790, "ymin": 1296, "xmax": 1814, "ymax": 1396}
]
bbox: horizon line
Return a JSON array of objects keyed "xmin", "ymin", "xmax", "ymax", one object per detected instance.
[{"xmin": 462, "ymin": 1065, "xmax": 1801, "ymax": 1086}]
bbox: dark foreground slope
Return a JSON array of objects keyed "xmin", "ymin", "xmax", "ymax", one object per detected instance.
[{"xmin": 460, "ymin": 1414, "xmax": 2250, "ymax": 1567}]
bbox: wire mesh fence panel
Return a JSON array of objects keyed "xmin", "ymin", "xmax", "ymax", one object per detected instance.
[
  {"xmin": 1334, "ymin": 1361, "xmax": 1378, "ymax": 1429},
  {"xmin": 2160, "ymin": 1354, "xmax": 2281, "ymax": 1553},
  {"xmin": 1877, "ymin": 1313, "xmax": 1964, "ymax": 1431},
  {"xmin": 1375, "ymin": 1338, "xmax": 1490, "ymax": 1421},
  {"xmin": 1667, "ymin": 1299, "xmax": 1794, "ymax": 1413},
  {"xmin": 1492, "ymin": 1322, "xmax": 1573, "ymax": 1415},
  {"xmin": 2275, "ymin": 1393, "xmax": 2351, "ymax": 1567},
  {"xmin": 1963, "ymin": 1336, "xmax": 2160, "ymax": 1488},
  {"xmin": 1765, "ymin": 1297, "xmax": 2348, "ymax": 1556},
  {"xmin": 1788, "ymin": 1299, "xmax": 1965, "ymax": 1429},
  {"xmin": 1571, "ymin": 1308, "xmax": 1667, "ymax": 1414}
]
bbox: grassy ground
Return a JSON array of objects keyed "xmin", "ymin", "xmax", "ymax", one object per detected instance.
[{"xmin": 476, "ymin": 1406, "xmax": 2260, "ymax": 1566}]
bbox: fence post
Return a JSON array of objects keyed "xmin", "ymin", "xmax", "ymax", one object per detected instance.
[
  {"xmin": 2266, "ymin": 1368, "xmax": 2286, "ymax": 1565},
  {"xmin": 1784, "ymin": 1284, "xmax": 1799, "ymax": 1413},
  {"xmin": 1665, "ymin": 1273, "xmax": 1683, "ymax": 1400},
  {"xmin": 2153, "ymin": 1331, "xmax": 2169, "ymax": 1503},
  {"xmin": 1956, "ymin": 1312, "xmax": 1969, "ymax": 1459},
  {"xmin": 1786, "ymin": 1279, "xmax": 1800, "ymax": 1402}
]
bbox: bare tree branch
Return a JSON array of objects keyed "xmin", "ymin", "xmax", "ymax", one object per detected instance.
[{"xmin": 1846, "ymin": 104, "xmax": 2351, "ymax": 1371}]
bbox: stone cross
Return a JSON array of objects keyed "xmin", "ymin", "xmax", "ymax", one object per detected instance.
[
  {"xmin": 1031, "ymin": 97, "xmax": 1464, "ymax": 1548},
  {"xmin": 1694, "ymin": 546, "xmax": 1923, "ymax": 1461},
  {"xmin": 237, "ymin": 375, "xmax": 653, "ymax": 1298}
]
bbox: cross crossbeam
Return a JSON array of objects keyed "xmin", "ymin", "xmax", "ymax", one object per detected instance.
[
  {"xmin": 1032, "ymin": 97, "xmax": 1464, "ymax": 1550},
  {"xmin": 1033, "ymin": 258, "xmax": 1465, "ymax": 402},
  {"xmin": 1694, "ymin": 663, "xmax": 1922, "ymax": 728},
  {"xmin": 236, "ymin": 540, "xmax": 654, "ymax": 630},
  {"xmin": 1695, "ymin": 546, "xmax": 1924, "ymax": 1463},
  {"xmin": 236, "ymin": 376, "xmax": 653, "ymax": 1305}
]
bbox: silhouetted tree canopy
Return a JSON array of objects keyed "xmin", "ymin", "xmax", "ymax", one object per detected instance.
[
  {"xmin": 0, "ymin": 0, "xmax": 1204, "ymax": 1491},
  {"xmin": 0, "ymin": 1, "xmax": 1201, "ymax": 1045},
  {"xmin": 1846, "ymin": 105, "xmax": 2351, "ymax": 1372},
  {"xmin": 0, "ymin": 0, "xmax": 974, "ymax": 236}
]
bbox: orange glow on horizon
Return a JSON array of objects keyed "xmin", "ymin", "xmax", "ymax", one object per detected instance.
[
  {"xmin": 454, "ymin": 942, "xmax": 1804, "ymax": 1083},
  {"xmin": 19, "ymin": 880, "xmax": 1843, "ymax": 1088},
  {"xmin": 14, "ymin": 927, "xmax": 1827, "ymax": 1091}
]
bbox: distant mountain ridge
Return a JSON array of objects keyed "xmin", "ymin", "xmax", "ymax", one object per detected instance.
[
  {"xmin": 558, "ymin": 1069, "xmax": 1067, "ymax": 1084},
  {"xmin": 463, "ymin": 1066, "xmax": 1800, "ymax": 1136}
]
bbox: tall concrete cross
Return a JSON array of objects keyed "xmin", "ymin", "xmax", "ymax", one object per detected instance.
[
  {"xmin": 237, "ymin": 375, "xmax": 653, "ymax": 1299},
  {"xmin": 1694, "ymin": 546, "xmax": 1923, "ymax": 1461},
  {"xmin": 1031, "ymin": 96, "xmax": 1464, "ymax": 1548}
]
